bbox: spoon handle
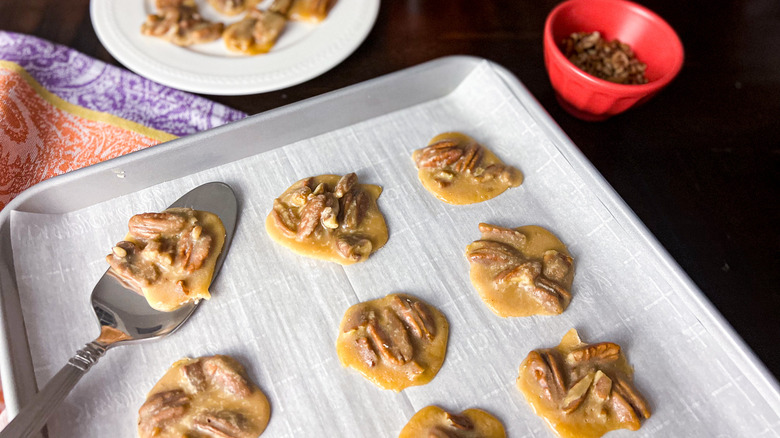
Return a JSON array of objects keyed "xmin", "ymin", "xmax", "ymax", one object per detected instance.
[{"xmin": 0, "ymin": 342, "xmax": 107, "ymax": 438}]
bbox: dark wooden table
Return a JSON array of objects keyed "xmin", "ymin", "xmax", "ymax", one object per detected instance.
[{"xmin": 1, "ymin": 0, "xmax": 778, "ymax": 381}]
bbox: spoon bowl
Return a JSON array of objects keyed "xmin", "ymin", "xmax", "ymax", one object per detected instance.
[{"xmin": 1, "ymin": 181, "xmax": 238, "ymax": 438}]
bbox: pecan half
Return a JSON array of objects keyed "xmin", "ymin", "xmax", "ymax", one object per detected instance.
[
  {"xmin": 296, "ymin": 194, "xmax": 327, "ymax": 240},
  {"xmin": 355, "ymin": 336, "xmax": 378, "ymax": 367},
  {"xmin": 566, "ymin": 342, "xmax": 621, "ymax": 365},
  {"xmin": 192, "ymin": 411, "xmax": 252, "ymax": 438},
  {"xmin": 342, "ymin": 308, "xmax": 371, "ymax": 333},
  {"xmin": 138, "ymin": 390, "xmax": 190, "ymax": 432},
  {"xmin": 445, "ymin": 412, "xmax": 474, "ymax": 430},
  {"xmin": 531, "ymin": 277, "xmax": 571, "ymax": 314},
  {"xmin": 465, "ymin": 240, "xmax": 523, "ymax": 265},
  {"xmin": 478, "ymin": 223, "xmax": 527, "ymax": 249},
  {"xmin": 272, "ymin": 198, "xmax": 297, "ymax": 236},
  {"xmin": 453, "ymin": 142, "xmax": 483, "ymax": 173},
  {"xmin": 182, "ymin": 361, "xmax": 207, "ymax": 393},
  {"xmin": 129, "ymin": 212, "xmax": 187, "ymax": 239},
  {"xmin": 391, "ymin": 295, "xmax": 436, "ymax": 340},
  {"xmin": 334, "ymin": 173, "xmax": 358, "ymax": 198},
  {"xmin": 609, "ymin": 391, "xmax": 641, "ymax": 429},
  {"xmin": 384, "ymin": 308, "xmax": 414, "ymax": 363},
  {"xmin": 366, "ymin": 310, "xmax": 413, "ymax": 366},
  {"xmin": 415, "ymin": 145, "xmax": 464, "ymax": 169},
  {"xmin": 340, "ymin": 190, "xmax": 369, "ymax": 230},
  {"xmin": 202, "ymin": 357, "xmax": 252, "ymax": 398},
  {"xmin": 494, "ymin": 260, "xmax": 542, "ymax": 285},
  {"xmin": 525, "ymin": 350, "xmax": 565, "ymax": 402},
  {"xmin": 612, "ymin": 375, "xmax": 651, "ymax": 420}
]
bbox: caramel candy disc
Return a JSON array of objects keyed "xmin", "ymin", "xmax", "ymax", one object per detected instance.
[
  {"xmin": 141, "ymin": 1, "xmax": 224, "ymax": 47},
  {"xmin": 106, "ymin": 207, "xmax": 226, "ymax": 312},
  {"xmin": 399, "ymin": 406, "xmax": 506, "ymax": 438},
  {"xmin": 224, "ymin": 8, "xmax": 288, "ymax": 55},
  {"xmin": 465, "ymin": 224, "xmax": 574, "ymax": 317},
  {"xmin": 138, "ymin": 355, "xmax": 271, "ymax": 438},
  {"xmin": 336, "ymin": 293, "xmax": 449, "ymax": 391},
  {"xmin": 517, "ymin": 329, "xmax": 651, "ymax": 438},
  {"xmin": 412, "ymin": 132, "xmax": 523, "ymax": 205},
  {"xmin": 266, "ymin": 173, "xmax": 388, "ymax": 265}
]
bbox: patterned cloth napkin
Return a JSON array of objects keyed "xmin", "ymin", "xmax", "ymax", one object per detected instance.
[
  {"xmin": 0, "ymin": 30, "xmax": 246, "ymax": 421},
  {"xmin": 0, "ymin": 31, "xmax": 246, "ymax": 209}
]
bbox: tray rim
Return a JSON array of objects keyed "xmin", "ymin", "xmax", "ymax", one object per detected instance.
[{"xmin": 1, "ymin": 55, "xmax": 778, "ymax": 427}]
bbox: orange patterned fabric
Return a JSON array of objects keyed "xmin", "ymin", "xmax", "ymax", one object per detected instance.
[{"xmin": 0, "ymin": 61, "xmax": 176, "ymax": 209}]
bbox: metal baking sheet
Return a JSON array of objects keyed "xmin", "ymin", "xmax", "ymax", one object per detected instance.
[{"xmin": 1, "ymin": 57, "xmax": 778, "ymax": 437}]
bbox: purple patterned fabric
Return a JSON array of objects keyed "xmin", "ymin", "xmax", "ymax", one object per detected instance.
[{"xmin": 0, "ymin": 31, "xmax": 246, "ymax": 137}]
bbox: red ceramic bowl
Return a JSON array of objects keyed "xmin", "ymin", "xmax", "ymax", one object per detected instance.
[{"xmin": 544, "ymin": 0, "xmax": 684, "ymax": 121}]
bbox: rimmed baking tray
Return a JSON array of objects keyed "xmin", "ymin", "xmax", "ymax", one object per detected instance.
[{"xmin": 1, "ymin": 56, "xmax": 778, "ymax": 437}]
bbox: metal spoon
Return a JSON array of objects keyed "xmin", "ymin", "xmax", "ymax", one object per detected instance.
[{"xmin": 0, "ymin": 182, "xmax": 238, "ymax": 438}]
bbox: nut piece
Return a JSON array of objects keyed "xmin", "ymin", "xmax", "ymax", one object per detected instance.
[
  {"xmin": 192, "ymin": 411, "xmax": 253, "ymax": 438},
  {"xmin": 336, "ymin": 293, "xmax": 449, "ymax": 391},
  {"xmin": 465, "ymin": 240, "xmax": 523, "ymax": 265},
  {"xmin": 138, "ymin": 390, "xmax": 190, "ymax": 435},
  {"xmin": 561, "ymin": 372, "xmax": 594, "ymax": 414},
  {"xmin": 444, "ymin": 412, "xmax": 474, "ymax": 431},
  {"xmin": 355, "ymin": 336, "xmax": 379, "ymax": 367},
  {"xmin": 391, "ymin": 295, "xmax": 437, "ymax": 340},
  {"xmin": 334, "ymin": 172, "xmax": 358, "ymax": 198},
  {"xmin": 340, "ymin": 190, "xmax": 370, "ymax": 230},
  {"xmin": 296, "ymin": 193, "xmax": 327, "ymax": 240},
  {"xmin": 517, "ymin": 329, "xmax": 651, "ymax": 438},
  {"xmin": 478, "ymin": 223, "xmax": 527, "ymax": 250},
  {"xmin": 567, "ymin": 342, "xmax": 622, "ymax": 365},
  {"xmin": 202, "ymin": 356, "xmax": 253, "ymax": 398},
  {"xmin": 182, "ymin": 361, "xmax": 207, "ymax": 393},
  {"xmin": 561, "ymin": 31, "xmax": 648, "ymax": 85}
]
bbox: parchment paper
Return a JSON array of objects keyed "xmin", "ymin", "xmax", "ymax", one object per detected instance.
[{"xmin": 10, "ymin": 63, "xmax": 780, "ymax": 437}]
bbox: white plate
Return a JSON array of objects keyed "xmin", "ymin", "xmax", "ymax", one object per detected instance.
[{"xmin": 90, "ymin": 0, "xmax": 380, "ymax": 95}]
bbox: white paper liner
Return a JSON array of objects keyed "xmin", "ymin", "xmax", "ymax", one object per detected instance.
[{"xmin": 10, "ymin": 63, "xmax": 780, "ymax": 437}]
